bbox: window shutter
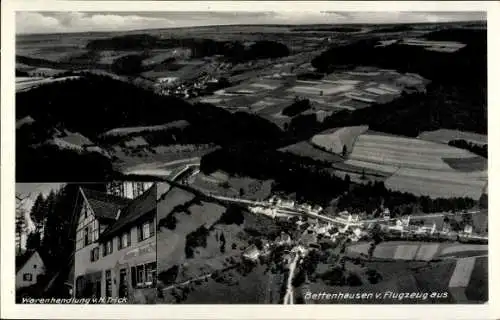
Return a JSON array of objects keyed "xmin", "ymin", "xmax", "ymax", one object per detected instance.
[
  {"xmin": 150, "ymin": 220, "xmax": 155, "ymax": 237},
  {"xmin": 138, "ymin": 225, "xmax": 143, "ymax": 242},
  {"xmin": 131, "ymin": 266, "xmax": 136, "ymax": 287}
]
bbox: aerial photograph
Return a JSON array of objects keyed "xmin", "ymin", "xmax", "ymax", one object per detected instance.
[{"xmin": 15, "ymin": 10, "xmax": 487, "ymax": 304}]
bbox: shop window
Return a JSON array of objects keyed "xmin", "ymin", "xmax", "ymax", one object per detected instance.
[{"xmin": 131, "ymin": 262, "xmax": 156, "ymax": 288}]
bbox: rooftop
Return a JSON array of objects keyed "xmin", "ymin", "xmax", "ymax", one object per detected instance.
[
  {"xmin": 80, "ymin": 188, "xmax": 131, "ymax": 221},
  {"xmin": 98, "ymin": 184, "xmax": 157, "ymax": 241}
]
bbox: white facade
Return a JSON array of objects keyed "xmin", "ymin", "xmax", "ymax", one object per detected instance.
[
  {"xmin": 418, "ymin": 223, "xmax": 436, "ymax": 235},
  {"xmin": 74, "ymin": 186, "xmax": 156, "ymax": 301},
  {"xmin": 16, "ymin": 251, "xmax": 45, "ymax": 289}
]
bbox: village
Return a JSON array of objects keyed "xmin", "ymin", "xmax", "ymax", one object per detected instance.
[{"xmin": 233, "ymin": 193, "xmax": 488, "ymax": 304}]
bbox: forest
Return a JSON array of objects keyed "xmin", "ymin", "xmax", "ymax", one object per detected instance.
[{"xmin": 86, "ymin": 34, "xmax": 290, "ymax": 62}]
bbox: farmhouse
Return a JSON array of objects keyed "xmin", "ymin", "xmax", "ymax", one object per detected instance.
[
  {"xmin": 418, "ymin": 222, "xmax": 437, "ymax": 235},
  {"xmin": 16, "ymin": 250, "xmax": 45, "ymax": 289},
  {"xmin": 73, "ymin": 182, "xmax": 156, "ymax": 303}
]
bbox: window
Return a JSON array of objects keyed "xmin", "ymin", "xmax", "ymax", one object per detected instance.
[
  {"xmin": 90, "ymin": 247, "xmax": 100, "ymax": 262},
  {"xmin": 138, "ymin": 220, "xmax": 154, "ymax": 242},
  {"xmin": 131, "ymin": 262, "xmax": 156, "ymax": 288},
  {"xmin": 108, "ymin": 182, "xmax": 125, "ymax": 198},
  {"xmin": 150, "ymin": 220, "xmax": 155, "ymax": 238},
  {"xmin": 33, "ymin": 264, "xmax": 37, "ymax": 269},
  {"xmin": 133, "ymin": 183, "xmax": 145, "ymax": 198},
  {"xmin": 23, "ymin": 273, "xmax": 33, "ymax": 281},
  {"xmin": 83, "ymin": 206, "xmax": 88, "ymax": 219},
  {"xmin": 118, "ymin": 231, "xmax": 130, "ymax": 250},
  {"xmin": 105, "ymin": 270, "xmax": 112, "ymax": 297},
  {"xmin": 104, "ymin": 240, "xmax": 113, "ymax": 256},
  {"xmin": 93, "ymin": 220, "xmax": 99, "ymax": 242},
  {"xmin": 84, "ymin": 227, "xmax": 90, "ymax": 246},
  {"xmin": 145, "ymin": 262, "xmax": 156, "ymax": 285},
  {"xmin": 137, "ymin": 264, "xmax": 145, "ymax": 285}
]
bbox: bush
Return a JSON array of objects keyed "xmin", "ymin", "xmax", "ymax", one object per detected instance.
[
  {"xmin": 346, "ymin": 273, "xmax": 363, "ymax": 286},
  {"xmin": 217, "ymin": 205, "xmax": 245, "ymax": 225},
  {"xmin": 185, "ymin": 226, "xmax": 210, "ymax": 258}
]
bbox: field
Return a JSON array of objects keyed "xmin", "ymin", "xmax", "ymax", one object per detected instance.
[
  {"xmin": 16, "ymin": 76, "xmax": 80, "ymax": 92},
  {"xmin": 113, "ymin": 144, "xmax": 216, "ymax": 176},
  {"xmin": 418, "ymin": 129, "xmax": 487, "ymax": 145},
  {"xmin": 310, "ymin": 125, "xmax": 369, "ymax": 155},
  {"xmin": 162, "ymin": 264, "xmax": 276, "ymax": 304},
  {"xmin": 349, "ymin": 134, "xmax": 478, "ymax": 170},
  {"xmin": 299, "ymin": 258, "xmax": 461, "ymax": 304},
  {"xmin": 464, "ymin": 256, "xmax": 488, "ymax": 301},
  {"xmin": 190, "ymin": 171, "xmax": 273, "ymax": 201},
  {"xmin": 157, "ymin": 184, "xmax": 281, "ymax": 301},
  {"xmin": 157, "ymin": 186, "xmax": 227, "ymax": 282},
  {"xmin": 344, "ymin": 133, "xmax": 487, "ymax": 199},
  {"xmin": 101, "ymin": 120, "xmax": 190, "ymax": 137},
  {"xmin": 346, "ymin": 241, "xmax": 488, "ymax": 261},
  {"xmin": 118, "ymin": 156, "xmax": 200, "ymax": 177},
  {"xmin": 442, "ymin": 156, "xmax": 487, "ymax": 172}
]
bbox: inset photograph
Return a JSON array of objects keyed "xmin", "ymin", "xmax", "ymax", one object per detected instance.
[{"xmin": 16, "ymin": 182, "xmax": 157, "ymax": 304}]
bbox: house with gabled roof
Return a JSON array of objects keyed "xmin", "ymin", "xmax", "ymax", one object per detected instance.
[
  {"xmin": 16, "ymin": 250, "xmax": 45, "ymax": 289},
  {"xmin": 73, "ymin": 182, "xmax": 157, "ymax": 303}
]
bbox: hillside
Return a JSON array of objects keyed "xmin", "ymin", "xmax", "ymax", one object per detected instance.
[
  {"xmin": 16, "ymin": 74, "xmax": 283, "ymax": 144},
  {"xmin": 15, "ymin": 74, "xmax": 285, "ymax": 181},
  {"xmin": 310, "ymin": 28, "xmax": 486, "ymax": 137}
]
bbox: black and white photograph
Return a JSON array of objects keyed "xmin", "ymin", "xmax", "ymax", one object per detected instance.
[
  {"xmin": 15, "ymin": 182, "xmax": 157, "ymax": 304},
  {"xmin": 6, "ymin": 1, "xmax": 493, "ymax": 313}
]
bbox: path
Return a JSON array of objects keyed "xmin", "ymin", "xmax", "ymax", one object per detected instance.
[{"xmin": 283, "ymin": 253, "xmax": 300, "ymax": 305}]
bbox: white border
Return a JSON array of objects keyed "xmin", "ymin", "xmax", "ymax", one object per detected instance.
[{"xmin": 2, "ymin": 1, "xmax": 499, "ymax": 319}]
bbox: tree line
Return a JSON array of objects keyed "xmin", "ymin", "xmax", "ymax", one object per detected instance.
[
  {"xmin": 336, "ymin": 180, "xmax": 477, "ymax": 216},
  {"xmin": 200, "ymin": 147, "xmax": 478, "ymax": 212},
  {"xmin": 448, "ymin": 139, "xmax": 487, "ymax": 158},
  {"xmin": 86, "ymin": 34, "xmax": 290, "ymax": 62}
]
